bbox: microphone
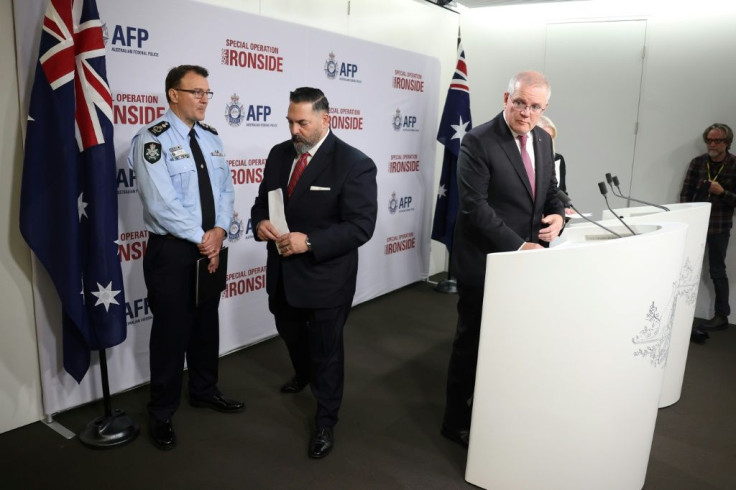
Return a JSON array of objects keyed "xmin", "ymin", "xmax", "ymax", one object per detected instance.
[
  {"xmin": 556, "ymin": 189, "xmax": 622, "ymax": 239},
  {"xmin": 605, "ymin": 173, "xmax": 623, "ymax": 197},
  {"xmin": 612, "ymin": 175, "xmax": 670, "ymax": 211},
  {"xmin": 598, "ymin": 182, "xmax": 637, "ymax": 236}
]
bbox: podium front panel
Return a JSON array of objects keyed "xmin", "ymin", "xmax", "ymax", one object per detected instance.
[
  {"xmin": 465, "ymin": 221, "xmax": 687, "ymax": 490},
  {"xmin": 604, "ymin": 202, "xmax": 710, "ymax": 407}
]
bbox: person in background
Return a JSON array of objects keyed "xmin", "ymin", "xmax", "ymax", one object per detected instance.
[
  {"xmin": 251, "ymin": 87, "xmax": 377, "ymax": 459},
  {"xmin": 129, "ymin": 64, "xmax": 243, "ymax": 451},
  {"xmin": 538, "ymin": 115, "xmax": 574, "ymax": 215},
  {"xmin": 441, "ymin": 71, "xmax": 565, "ymax": 448},
  {"xmin": 680, "ymin": 123, "xmax": 736, "ymax": 331}
]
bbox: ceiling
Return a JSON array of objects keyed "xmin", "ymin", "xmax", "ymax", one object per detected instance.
[{"xmin": 454, "ymin": 0, "xmax": 585, "ymax": 7}]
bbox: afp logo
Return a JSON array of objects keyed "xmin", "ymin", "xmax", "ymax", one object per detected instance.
[
  {"xmin": 228, "ymin": 212, "xmax": 244, "ymax": 242},
  {"xmin": 225, "ymin": 93, "xmax": 245, "ymax": 127},
  {"xmin": 117, "ymin": 167, "xmax": 137, "ymax": 196},
  {"xmin": 241, "ymin": 218, "xmax": 256, "ymax": 240},
  {"xmin": 125, "ymin": 296, "xmax": 152, "ymax": 324},
  {"xmin": 323, "ymin": 51, "xmax": 359, "ymax": 81},
  {"xmin": 233, "ymin": 96, "xmax": 273, "ymax": 127},
  {"xmin": 110, "ymin": 25, "xmax": 149, "ymax": 48},
  {"xmin": 388, "ymin": 192, "xmax": 414, "ymax": 214},
  {"xmin": 392, "ymin": 108, "xmax": 418, "ymax": 131}
]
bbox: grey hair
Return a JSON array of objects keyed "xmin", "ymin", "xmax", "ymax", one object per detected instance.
[{"xmin": 506, "ymin": 71, "xmax": 551, "ymax": 102}]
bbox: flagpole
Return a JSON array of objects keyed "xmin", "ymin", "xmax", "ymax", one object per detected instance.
[
  {"xmin": 78, "ymin": 349, "xmax": 139, "ymax": 448},
  {"xmin": 434, "ymin": 244, "xmax": 458, "ymax": 294},
  {"xmin": 431, "ymin": 29, "xmax": 466, "ymax": 295}
]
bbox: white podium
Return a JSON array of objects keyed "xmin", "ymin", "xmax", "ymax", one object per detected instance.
[
  {"xmin": 465, "ymin": 221, "xmax": 688, "ymax": 490},
  {"xmin": 602, "ymin": 202, "xmax": 710, "ymax": 407}
]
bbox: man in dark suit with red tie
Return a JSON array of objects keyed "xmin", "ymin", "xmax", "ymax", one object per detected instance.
[
  {"xmin": 251, "ymin": 87, "xmax": 377, "ymax": 459},
  {"xmin": 441, "ymin": 71, "xmax": 565, "ymax": 448}
]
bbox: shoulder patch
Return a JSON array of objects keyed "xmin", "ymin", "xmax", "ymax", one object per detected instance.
[
  {"xmin": 198, "ymin": 122, "xmax": 218, "ymax": 135},
  {"xmin": 148, "ymin": 121, "xmax": 171, "ymax": 136},
  {"xmin": 144, "ymin": 142, "xmax": 162, "ymax": 164}
]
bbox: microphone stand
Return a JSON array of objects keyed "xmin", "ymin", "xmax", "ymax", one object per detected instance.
[
  {"xmin": 598, "ymin": 182, "xmax": 637, "ymax": 236},
  {"xmin": 612, "ymin": 175, "xmax": 670, "ymax": 211},
  {"xmin": 556, "ymin": 190, "xmax": 622, "ymax": 238}
]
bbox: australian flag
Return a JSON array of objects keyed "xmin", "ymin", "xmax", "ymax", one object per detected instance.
[
  {"xmin": 431, "ymin": 41, "xmax": 471, "ymax": 252},
  {"xmin": 20, "ymin": 0, "xmax": 126, "ymax": 383}
]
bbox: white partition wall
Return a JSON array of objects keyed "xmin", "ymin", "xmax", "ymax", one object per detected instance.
[
  {"xmin": 604, "ymin": 203, "xmax": 710, "ymax": 407},
  {"xmin": 465, "ymin": 221, "xmax": 688, "ymax": 490}
]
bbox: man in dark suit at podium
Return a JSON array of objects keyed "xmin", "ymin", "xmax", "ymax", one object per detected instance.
[
  {"xmin": 251, "ymin": 87, "xmax": 377, "ymax": 459},
  {"xmin": 442, "ymin": 71, "xmax": 565, "ymax": 448}
]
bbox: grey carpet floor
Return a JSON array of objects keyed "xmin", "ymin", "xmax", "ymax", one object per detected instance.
[{"xmin": 1, "ymin": 279, "xmax": 734, "ymax": 489}]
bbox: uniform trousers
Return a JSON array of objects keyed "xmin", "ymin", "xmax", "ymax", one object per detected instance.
[
  {"xmin": 269, "ymin": 273, "xmax": 351, "ymax": 428},
  {"xmin": 144, "ymin": 233, "xmax": 220, "ymax": 422},
  {"xmin": 707, "ymin": 232, "xmax": 731, "ymax": 317},
  {"xmin": 443, "ymin": 282, "xmax": 484, "ymax": 430}
]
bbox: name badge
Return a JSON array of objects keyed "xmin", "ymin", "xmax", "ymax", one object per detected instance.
[{"xmin": 170, "ymin": 146, "xmax": 189, "ymax": 160}]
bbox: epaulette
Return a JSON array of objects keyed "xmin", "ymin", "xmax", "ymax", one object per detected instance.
[
  {"xmin": 147, "ymin": 120, "xmax": 171, "ymax": 136},
  {"xmin": 198, "ymin": 122, "xmax": 219, "ymax": 135}
]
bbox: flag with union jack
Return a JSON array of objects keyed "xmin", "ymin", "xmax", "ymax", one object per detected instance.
[
  {"xmin": 431, "ymin": 40, "xmax": 472, "ymax": 252},
  {"xmin": 20, "ymin": 0, "xmax": 126, "ymax": 383}
]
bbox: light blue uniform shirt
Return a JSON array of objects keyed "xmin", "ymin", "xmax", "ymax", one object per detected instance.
[{"xmin": 128, "ymin": 109, "xmax": 234, "ymax": 244}]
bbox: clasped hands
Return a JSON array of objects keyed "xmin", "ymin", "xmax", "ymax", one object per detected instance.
[
  {"xmin": 198, "ymin": 227, "xmax": 225, "ymax": 273},
  {"xmin": 256, "ymin": 220, "xmax": 308, "ymax": 257}
]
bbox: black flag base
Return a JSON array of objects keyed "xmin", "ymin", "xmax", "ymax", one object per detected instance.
[
  {"xmin": 434, "ymin": 278, "xmax": 458, "ymax": 294},
  {"xmin": 78, "ymin": 349, "xmax": 139, "ymax": 449},
  {"xmin": 79, "ymin": 409, "xmax": 139, "ymax": 449}
]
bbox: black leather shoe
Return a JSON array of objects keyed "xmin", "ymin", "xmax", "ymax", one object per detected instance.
[
  {"xmin": 280, "ymin": 377, "xmax": 308, "ymax": 394},
  {"xmin": 308, "ymin": 426, "xmax": 334, "ymax": 459},
  {"xmin": 441, "ymin": 423, "xmax": 470, "ymax": 449},
  {"xmin": 150, "ymin": 418, "xmax": 176, "ymax": 450},
  {"xmin": 190, "ymin": 393, "xmax": 245, "ymax": 413},
  {"xmin": 701, "ymin": 315, "xmax": 729, "ymax": 331},
  {"xmin": 690, "ymin": 328, "xmax": 710, "ymax": 344}
]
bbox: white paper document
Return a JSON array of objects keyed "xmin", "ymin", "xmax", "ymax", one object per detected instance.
[{"xmin": 268, "ymin": 189, "xmax": 290, "ymax": 235}]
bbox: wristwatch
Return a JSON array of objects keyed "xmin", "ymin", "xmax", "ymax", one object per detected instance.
[{"xmin": 305, "ymin": 236, "xmax": 312, "ymax": 252}]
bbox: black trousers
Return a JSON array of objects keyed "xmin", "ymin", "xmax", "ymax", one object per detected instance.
[
  {"xmin": 707, "ymin": 232, "xmax": 731, "ymax": 317},
  {"xmin": 144, "ymin": 233, "xmax": 220, "ymax": 422},
  {"xmin": 443, "ymin": 282, "xmax": 484, "ymax": 430},
  {"xmin": 269, "ymin": 275, "xmax": 351, "ymax": 428}
]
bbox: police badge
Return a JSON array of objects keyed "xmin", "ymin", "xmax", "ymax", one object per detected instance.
[
  {"xmin": 392, "ymin": 109, "xmax": 402, "ymax": 131},
  {"xmin": 228, "ymin": 212, "xmax": 244, "ymax": 242},
  {"xmin": 388, "ymin": 192, "xmax": 398, "ymax": 214},
  {"xmin": 225, "ymin": 93, "xmax": 245, "ymax": 127},
  {"xmin": 144, "ymin": 142, "xmax": 162, "ymax": 164},
  {"xmin": 324, "ymin": 52, "xmax": 338, "ymax": 79}
]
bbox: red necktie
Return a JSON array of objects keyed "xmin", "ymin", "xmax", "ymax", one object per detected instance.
[
  {"xmin": 518, "ymin": 134, "xmax": 535, "ymax": 199},
  {"xmin": 286, "ymin": 152, "xmax": 309, "ymax": 197}
]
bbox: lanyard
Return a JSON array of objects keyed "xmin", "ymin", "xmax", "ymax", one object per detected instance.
[{"xmin": 707, "ymin": 159, "xmax": 725, "ymax": 182}]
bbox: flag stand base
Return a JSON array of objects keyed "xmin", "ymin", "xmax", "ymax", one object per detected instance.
[
  {"xmin": 434, "ymin": 278, "xmax": 457, "ymax": 294},
  {"xmin": 79, "ymin": 409, "xmax": 139, "ymax": 449},
  {"xmin": 78, "ymin": 349, "xmax": 140, "ymax": 449}
]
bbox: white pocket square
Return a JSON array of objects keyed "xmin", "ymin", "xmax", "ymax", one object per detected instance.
[{"xmin": 310, "ymin": 186, "xmax": 331, "ymax": 191}]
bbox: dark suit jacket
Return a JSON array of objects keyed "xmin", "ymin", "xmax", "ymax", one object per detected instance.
[
  {"xmin": 556, "ymin": 152, "xmax": 567, "ymax": 192},
  {"xmin": 251, "ymin": 130, "xmax": 378, "ymax": 309},
  {"xmin": 452, "ymin": 112, "xmax": 564, "ymax": 287}
]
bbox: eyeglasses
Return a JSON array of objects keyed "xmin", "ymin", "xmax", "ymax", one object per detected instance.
[
  {"xmin": 510, "ymin": 99, "xmax": 545, "ymax": 115},
  {"xmin": 706, "ymin": 138, "xmax": 726, "ymax": 144},
  {"xmin": 173, "ymin": 88, "xmax": 214, "ymax": 100}
]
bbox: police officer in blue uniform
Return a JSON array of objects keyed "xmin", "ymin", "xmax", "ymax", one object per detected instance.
[{"xmin": 129, "ymin": 65, "xmax": 242, "ymax": 450}]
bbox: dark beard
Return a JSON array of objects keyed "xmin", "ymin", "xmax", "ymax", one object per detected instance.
[{"xmin": 292, "ymin": 136, "xmax": 314, "ymax": 155}]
